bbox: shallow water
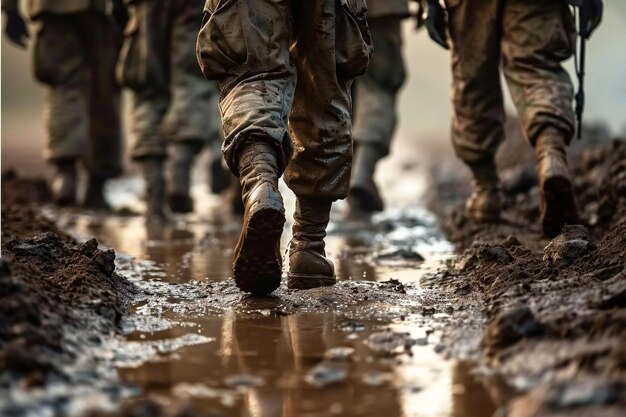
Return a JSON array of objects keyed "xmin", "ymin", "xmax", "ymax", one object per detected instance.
[{"xmin": 49, "ymin": 178, "xmax": 495, "ymax": 417}]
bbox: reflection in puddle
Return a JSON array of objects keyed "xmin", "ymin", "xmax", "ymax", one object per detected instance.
[{"xmin": 47, "ymin": 180, "xmax": 495, "ymax": 417}]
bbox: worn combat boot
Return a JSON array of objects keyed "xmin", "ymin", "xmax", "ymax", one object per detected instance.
[
  {"xmin": 140, "ymin": 157, "xmax": 166, "ymax": 221},
  {"xmin": 233, "ymin": 142, "xmax": 285, "ymax": 295},
  {"xmin": 83, "ymin": 174, "xmax": 111, "ymax": 210},
  {"xmin": 168, "ymin": 141, "xmax": 202, "ymax": 213},
  {"xmin": 535, "ymin": 127, "xmax": 578, "ymax": 238},
  {"xmin": 288, "ymin": 198, "xmax": 336, "ymax": 290},
  {"xmin": 348, "ymin": 144, "xmax": 384, "ymax": 213},
  {"xmin": 465, "ymin": 158, "xmax": 502, "ymax": 223},
  {"xmin": 51, "ymin": 160, "xmax": 78, "ymax": 206}
]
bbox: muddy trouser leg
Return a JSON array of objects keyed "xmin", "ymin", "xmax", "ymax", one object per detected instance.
[
  {"xmin": 447, "ymin": 0, "xmax": 505, "ymax": 167},
  {"xmin": 80, "ymin": 13, "xmax": 124, "ymax": 180},
  {"xmin": 34, "ymin": 15, "xmax": 90, "ymax": 166},
  {"xmin": 349, "ymin": 17, "xmax": 405, "ymax": 211},
  {"xmin": 286, "ymin": 0, "xmax": 372, "ymax": 289},
  {"xmin": 352, "ymin": 18, "xmax": 405, "ymax": 159},
  {"xmin": 163, "ymin": 0, "xmax": 221, "ymax": 211},
  {"xmin": 500, "ymin": 0, "xmax": 576, "ymax": 145},
  {"xmin": 119, "ymin": 0, "xmax": 172, "ymax": 217},
  {"xmin": 446, "ymin": 0, "xmax": 505, "ymax": 222},
  {"xmin": 501, "ymin": 0, "xmax": 577, "ymax": 236}
]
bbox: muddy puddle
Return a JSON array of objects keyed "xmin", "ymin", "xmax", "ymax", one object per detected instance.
[{"xmin": 42, "ymin": 178, "xmax": 496, "ymax": 417}]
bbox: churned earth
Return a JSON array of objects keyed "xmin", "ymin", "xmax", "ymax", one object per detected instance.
[{"xmin": 1, "ymin": 130, "xmax": 625, "ymax": 417}]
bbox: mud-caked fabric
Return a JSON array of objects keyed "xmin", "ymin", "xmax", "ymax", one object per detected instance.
[
  {"xmin": 366, "ymin": 0, "xmax": 409, "ymax": 18},
  {"xmin": 352, "ymin": 17, "xmax": 406, "ymax": 157},
  {"xmin": 446, "ymin": 0, "xmax": 576, "ymax": 165},
  {"xmin": 33, "ymin": 12, "xmax": 123, "ymax": 178},
  {"xmin": 118, "ymin": 0, "xmax": 221, "ymax": 160},
  {"xmin": 1, "ymin": 0, "xmax": 109, "ymax": 19},
  {"xmin": 197, "ymin": 0, "xmax": 372, "ymax": 201}
]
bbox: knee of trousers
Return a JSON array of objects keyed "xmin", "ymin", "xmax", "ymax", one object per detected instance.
[{"xmin": 220, "ymin": 81, "xmax": 295, "ymax": 177}]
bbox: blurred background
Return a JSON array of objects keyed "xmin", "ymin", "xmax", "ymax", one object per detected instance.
[{"xmin": 2, "ymin": 3, "xmax": 626, "ymax": 176}]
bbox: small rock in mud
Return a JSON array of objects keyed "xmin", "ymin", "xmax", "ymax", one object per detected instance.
[
  {"xmin": 224, "ymin": 374, "xmax": 264, "ymax": 388},
  {"xmin": 543, "ymin": 225, "xmax": 597, "ymax": 267},
  {"xmin": 380, "ymin": 278, "xmax": 407, "ymax": 293},
  {"xmin": 486, "ymin": 305, "xmax": 544, "ymax": 351},
  {"xmin": 477, "ymin": 244, "xmax": 514, "ymax": 264},
  {"xmin": 324, "ymin": 347, "xmax": 355, "ymax": 362},
  {"xmin": 365, "ymin": 330, "xmax": 414, "ymax": 355},
  {"xmin": 304, "ymin": 362, "xmax": 347, "ymax": 388}
]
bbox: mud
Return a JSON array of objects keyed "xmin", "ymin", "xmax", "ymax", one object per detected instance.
[
  {"xmin": 426, "ymin": 134, "xmax": 626, "ymax": 416},
  {"xmin": 1, "ymin": 173, "xmax": 139, "ymax": 415}
]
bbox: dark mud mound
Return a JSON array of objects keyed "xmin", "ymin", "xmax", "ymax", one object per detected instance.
[
  {"xmin": 428, "ymin": 139, "xmax": 626, "ymax": 416},
  {"xmin": 1, "ymin": 176, "xmax": 139, "ymax": 415}
]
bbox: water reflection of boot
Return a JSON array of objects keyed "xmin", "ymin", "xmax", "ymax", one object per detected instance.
[
  {"xmin": 465, "ymin": 159, "xmax": 502, "ymax": 223},
  {"xmin": 348, "ymin": 144, "xmax": 384, "ymax": 213},
  {"xmin": 83, "ymin": 174, "xmax": 111, "ymax": 210},
  {"xmin": 288, "ymin": 199, "xmax": 336, "ymax": 290},
  {"xmin": 168, "ymin": 141, "xmax": 202, "ymax": 214},
  {"xmin": 233, "ymin": 142, "xmax": 285, "ymax": 295},
  {"xmin": 52, "ymin": 159, "xmax": 78, "ymax": 207},
  {"xmin": 140, "ymin": 157, "xmax": 167, "ymax": 221},
  {"xmin": 535, "ymin": 127, "xmax": 578, "ymax": 238}
]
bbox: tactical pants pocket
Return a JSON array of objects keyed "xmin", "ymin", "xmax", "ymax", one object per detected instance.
[
  {"xmin": 336, "ymin": 0, "xmax": 373, "ymax": 81},
  {"xmin": 196, "ymin": 0, "xmax": 248, "ymax": 80}
]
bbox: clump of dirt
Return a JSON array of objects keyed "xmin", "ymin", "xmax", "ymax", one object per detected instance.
[
  {"xmin": 427, "ymin": 137, "xmax": 626, "ymax": 416},
  {"xmin": 1, "ymin": 174, "xmax": 138, "ymax": 415}
]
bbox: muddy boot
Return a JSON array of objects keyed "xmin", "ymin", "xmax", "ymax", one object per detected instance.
[
  {"xmin": 231, "ymin": 180, "xmax": 244, "ymax": 215},
  {"xmin": 288, "ymin": 198, "xmax": 336, "ymax": 290},
  {"xmin": 348, "ymin": 144, "xmax": 384, "ymax": 213},
  {"xmin": 168, "ymin": 142, "xmax": 202, "ymax": 214},
  {"xmin": 83, "ymin": 174, "xmax": 111, "ymax": 210},
  {"xmin": 535, "ymin": 127, "xmax": 579, "ymax": 238},
  {"xmin": 141, "ymin": 157, "xmax": 166, "ymax": 221},
  {"xmin": 51, "ymin": 160, "xmax": 78, "ymax": 206},
  {"xmin": 233, "ymin": 142, "xmax": 285, "ymax": 295},
  {"xmin": 465, "ymin": 159, "xmax": 502, "ymax": 223}
]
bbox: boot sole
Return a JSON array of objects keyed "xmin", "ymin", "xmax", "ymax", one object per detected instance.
[
  {"xmin": 542, "ymin": 176, "xmax": 578, "ymax": 238},
  {"xmin": 233, "ymin": 203, "xmax": 285, "ymax": 295},
  {"xmin": 287, "ymin": 273, "xmax": 337, "ymax": 290}
]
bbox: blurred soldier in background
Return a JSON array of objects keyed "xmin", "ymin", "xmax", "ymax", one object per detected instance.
[
  {"xmin": 2, "ymin": 0, "xmax": 124, "ymax": 208},
  {"xmin": 117, "ymin": 0, "xmax": 224, "ymax": 220},
  {"xmin": 349, "ymin": 0, "xmax": 409, "ymax": 213},
  {"xmin": 423, "ymin": 0, "xmax": 603, "ymax": 237},
  {"xmin": 197, "ymin": 0, "xmax": 372, "ymax": 294}
]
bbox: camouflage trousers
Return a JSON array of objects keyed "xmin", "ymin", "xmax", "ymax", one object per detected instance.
[
  {"xmin": 197, "ymin": 0, "xmax": 372, "ymax": 201},
  {"xmin": 446, "ymin": 0, "xmax": 576, "ymax": 165},
  {"xmin": 118, "ymin": 0, "xmax": 222, "ymax": 159},
  {"xmin": 33, "ymin": 12, "xmax": 122, "ymax": 177},
  {"xmin": 352, "ymin": 17, "xmax": 406, "ymax": 157}
]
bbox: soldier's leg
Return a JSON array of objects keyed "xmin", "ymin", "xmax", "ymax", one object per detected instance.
[
  {"xmin": 33, "ymin": 15, "xmax": 89, "ymax": 206},
  {"xmin": 81, "ymin": 12, "xmax": 124, "ymax": 209},
  {"xmin": 120, "ymin": 0, "xmax": 172, "ymax": 219},
  {"xmin": 501, "ymin": 0, "xmax": 578, "ymax": 237},
  {"xmin": 349, "ymin": 17, "xmax": 406, "ymax": 213},
  {"xmin": 197, "ymin": 0, "xmax": 296, "ymax": 294},
  {"xmin": 446, "ymin": 0, "xmax": 505, "ymax": 222},
  {"xmin": 285, "ymin": 0, "xmax": 372, "ymax": 289},
  {"xmin": 163, "ymin": 0, "xmax": 219, "ymax": 213}
]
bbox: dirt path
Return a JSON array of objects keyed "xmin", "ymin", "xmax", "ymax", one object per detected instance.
[{"xmin": 426, "ymin": 138, "xmax": 626, "ymax": 416}]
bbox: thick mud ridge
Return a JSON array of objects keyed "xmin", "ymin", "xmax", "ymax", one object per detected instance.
[
  {"xmin": 1, "ymin": 175, "xmax": 140, "ymax": 415},
  {"xmin": 427, "ymin": 138, "xmax": 626, "ymax": 416}
]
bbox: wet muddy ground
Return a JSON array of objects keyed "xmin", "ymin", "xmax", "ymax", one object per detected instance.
[{"xmin": 2, "ymin": 134, "xmax": 626, "ymax": 417}]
